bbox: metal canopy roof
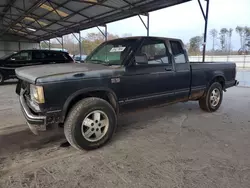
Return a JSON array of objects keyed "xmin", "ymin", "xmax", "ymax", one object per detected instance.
[{"xmin": 0, "ymin": 0, "xmax": 191, "ymax": 42}]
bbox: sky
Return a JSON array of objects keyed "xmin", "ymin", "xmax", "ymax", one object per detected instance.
[{"xmin": 80, "ymin": 0, "xmax": 250, "ymax": 51}]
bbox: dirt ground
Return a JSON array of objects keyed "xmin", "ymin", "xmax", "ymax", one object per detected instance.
[{"xmin": 0, "ymin": 82, "xmax": 250, "ymax": 188}]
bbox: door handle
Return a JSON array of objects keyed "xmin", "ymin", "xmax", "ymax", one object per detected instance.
[{"xmin": 165, "ymin": 68, "xmax": 172, "ymax": 71}]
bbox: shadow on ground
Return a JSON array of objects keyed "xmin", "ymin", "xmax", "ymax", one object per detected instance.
[
  {"xmin": 0, "ymin": 102, "xmax": 199, "ymax": 156},
  {"xmin": 0, "ymin": 126, "xmax": 65, "ymax": 156}
]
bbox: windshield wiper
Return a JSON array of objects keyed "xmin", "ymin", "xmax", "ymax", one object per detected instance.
[
  {"xmin": 89, "ymin": 59, "xmax": 120, "ymax": 66},
  {"xmin": 89, "ymin": 59, "xmax": 106, "ymax": 64}
]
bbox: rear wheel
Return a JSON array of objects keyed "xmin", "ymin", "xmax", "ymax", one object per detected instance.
[
  {"xmin": 64, "ymin": 97, "xmax": 117, "ymax": 150},
  {"xmin": 199, "ymin": 82, "xmax": 223, "ymax": 112}
]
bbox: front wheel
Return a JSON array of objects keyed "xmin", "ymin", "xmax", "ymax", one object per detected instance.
[
  {"xmin": 199, "ymin": 82, "xmax": 223, "ymax": 112},
  {"xmin": 64, "ymin": 97, "xmax": 117, "ymax": 150}
]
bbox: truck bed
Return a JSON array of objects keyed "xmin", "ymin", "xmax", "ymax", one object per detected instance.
[{"xmin": 189, "ymin": 61, "xmax": 236, "ymax": 95}]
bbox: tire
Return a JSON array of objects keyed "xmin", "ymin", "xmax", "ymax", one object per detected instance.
[
  {"xmin": 64, "ymin": 97, "xmax": 117, "ymax": 150},
  {"xmin": 199, "ymin": 82, "xmax": 223, "ymax": 112},
  {"xmin": 0, "ymin": 73, "xmax": 4, "ymax": 85}
]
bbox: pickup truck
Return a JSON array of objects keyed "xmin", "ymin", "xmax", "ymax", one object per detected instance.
[{"xmin": 15, "ymin": 36, "xmax": 238, "ymax": 150}]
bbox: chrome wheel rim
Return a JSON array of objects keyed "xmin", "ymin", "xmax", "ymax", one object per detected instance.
[
  {"xmin": 210, "ymin": 88, "xmax": 221, "ymax": 107},
  {"xmin": 81, "ymin": 110, "xmax": 109, "ymax": 142}
]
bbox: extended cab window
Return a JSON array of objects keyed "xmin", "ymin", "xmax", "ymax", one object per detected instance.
[
  {"xmin": 9, "ymin": 51, "xmax": 32, "ymax": 61},
  {"xmin": 138, "ymin": 40, "xmax": 169, "ymax": 64},
  {"xmin": 170, "ymin": 41, "xmax": 186, "ymax": 64}
]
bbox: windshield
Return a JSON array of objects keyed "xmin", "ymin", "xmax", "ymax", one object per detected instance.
[
  {"xmin": 86, "ymin": 39, "xmax": 137, "ymax": 65},
  {"xmin": 0, "ymin": 53, "xmax": 15, "ymax": 59}
]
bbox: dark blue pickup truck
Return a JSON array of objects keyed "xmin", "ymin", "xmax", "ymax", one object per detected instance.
[{"xmin": 15, "ymin": 36, "xmax": 238, "ymax": 150}]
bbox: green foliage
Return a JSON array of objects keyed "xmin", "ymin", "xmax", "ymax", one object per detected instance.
[
  {"xmin": 209, "ymin": 29, "xmax": 218, "ymax": 51},
  {"xmin": 219, "ymin": 28, "xmax": 228, "ymax": 51},
  {"xmin": 188, "ymin": 36, "xmax": 202, "ymax": 55},
  {"xmin": 82, "ymin": 32, "xmax": 120, "ymax": 55}
]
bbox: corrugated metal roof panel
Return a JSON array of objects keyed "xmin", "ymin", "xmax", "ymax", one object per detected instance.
[
  {"xmin": 80, "ymin": 5, "xmax": 113, "ymax": 17},
  {"xmin": 46, "ymin": 23, "xmax": 62, "ymax": 30},
  {"xmin": 0, "ymin": 0, "xmax": 192, "ymax": 41},
  {"xmin": 103, "ymin": 0, "xmax": 128, "ymax": 8},
  {"xmin": 63, "ymin": 1, "xmax": 89, "ymax": 12},
  {"xmin": 66, "ymin": 14, "xmax": 87, "ymax": 23}
]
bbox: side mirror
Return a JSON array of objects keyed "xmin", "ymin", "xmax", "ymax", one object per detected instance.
[{"xmin": 135, "ymin": 54, "xmax": 148, "ymax": 65}]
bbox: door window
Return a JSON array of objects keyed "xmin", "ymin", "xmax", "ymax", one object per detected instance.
[
  {"xmin": 45, "ymin": 51, "xmax": 67, "ymax": 61},
  {"xmin": 170, "ymin": 41, "xmax": 186, "ymax": 64},
  {"xmin": 137, "ymin": 40, "xmax": 170, "ymax": 64},
  {"xmin": 9, "ymin": 51, "xmax": 32, "ymax": 61},
  {"xmin": 32, "ymin": 51, "xmax": 43, "ymax": 60}
]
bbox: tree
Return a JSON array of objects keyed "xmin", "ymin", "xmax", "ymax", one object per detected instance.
[
  {"xmin": 219, "ymin": 28, "xmax": 228, "ymax": 51},
  {"xmin": 236, "ymin": 26, "xmax": 244, "ymax": 50},
  {"xmin": 236, "ymin": 26, "xmax": 250, "ymax": 53},
  {"xmin": 188, "ymin": 36, "xmax": 202, "ymax": 55},
  {"xmin": 82, "ymin": 32, "xmax": 119, "ymax": 55},
  {"xmin": 228, "ymin": 28, "xmax": 233, "ymax": 53},
  {"xmin": 209, "ymin": 29, "xmax": 218, "ymax": 52}
]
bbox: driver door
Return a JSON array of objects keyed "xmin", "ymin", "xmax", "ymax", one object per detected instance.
[{"xmin": 120, "ymin": 38, "xmax": 175, "ymax": 104}]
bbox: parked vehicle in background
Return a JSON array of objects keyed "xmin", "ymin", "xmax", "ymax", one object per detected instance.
[
  {"xmin": 73, "ymin": 54, "xmax": 87, "ymax": 63},
  {"xmin": 15, "ymin": 36, "xmax": 238, "ymax": 151},
  {"xmin": 0, "ymin": 49, "xmax": 74, "ymax": 84}
]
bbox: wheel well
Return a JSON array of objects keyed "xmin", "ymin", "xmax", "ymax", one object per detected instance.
[
  {"xmin": 210, "ymin": 76, "xmax": 225, "ymax": 89},
  {"xmin": 64, "ymin": 90, "xmax": 118, "ymax": 121}
]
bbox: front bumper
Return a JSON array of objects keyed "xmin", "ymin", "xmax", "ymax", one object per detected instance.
[{"xmin": 19, "ymin": 93, "xmax": 46, "ymax": 135}]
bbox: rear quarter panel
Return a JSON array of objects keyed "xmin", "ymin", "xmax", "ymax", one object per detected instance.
[{"xmin": 190, "ymin": 62, "xmax": 236, "ymax": 98}]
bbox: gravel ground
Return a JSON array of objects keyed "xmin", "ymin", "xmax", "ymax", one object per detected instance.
[{"xmin": 0, "ymin": 82, "xmax": 250, "ymax": 188}]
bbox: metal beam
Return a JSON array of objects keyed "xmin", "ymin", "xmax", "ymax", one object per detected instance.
[
  {"xmin": 197, "ymin": 0, "xmax": 206, "ymax": 20},
  {"xmin": 202, "ymin": 0, "xmax": 210, "ymax": 63},
  {"xmin": 72, "ymin": 33, "xmax": 80, "ymax": 42},
  {"xmin": 37, "ymin": 0, "xmax": 160, "ymax": 41},
  {"xmin": 97, "ymin": 25, "xmax": 107, "ymax": 41},
  {"xmin": 55, "ymin": 37, "xmax": 62, "ymax": 45},
  {"xmin": 79, "ymin": 31, "xmax": 82, "ymax": 61},
  {"xmin": 25, "ymin": 0, "xmax": 111, "ymax": 40},
  {"xmin": 62, "ymin": 36, "xmax": 64, "ymax": 50},
  {"xmin": 138, "ymin": 13, "xmax": 149, "ymax": 36},
  {"xmin": 0, "ymin": 0, "xmax": 17, "ymax": 21},
  {"xmin": 0, "ymin": 0, "xmax": 46, "ymax": 35}
]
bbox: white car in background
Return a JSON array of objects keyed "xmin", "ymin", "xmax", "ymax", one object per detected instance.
[{"xmin": 73, "ymin": 54, "xmax": 87, "ymax": 63}]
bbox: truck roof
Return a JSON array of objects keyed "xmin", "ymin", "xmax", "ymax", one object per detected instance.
[{"xmin": 108, "ymin": 36, "xmax": 182, "ymax": 42}]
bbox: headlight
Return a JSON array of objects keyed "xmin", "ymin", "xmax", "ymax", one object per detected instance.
[{"xmin": 30, "ymin": 85, "xmax": 45, "ymax": 104}]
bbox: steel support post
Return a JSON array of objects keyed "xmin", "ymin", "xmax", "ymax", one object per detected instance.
[
  {"xmin": 49, "ymin": 39, "xmax": 50, "ymax": 50},
  {"xmin": 79, "ymin": 31, "xmax": 82, "ymax": 61},
  {"xmin": 62, "ymin": 36, "xmax": 64, "ymax": 50},
  {"xmin": 105, "ymin": 25, "xmax": 107, "ymax": 41},
  {"xmin": 198, "ymin": 0, "xmax": 210, "ymax": 63}
]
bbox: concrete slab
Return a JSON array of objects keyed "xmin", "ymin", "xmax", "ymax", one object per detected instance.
[{"xmin": 0, "ymin": 84, "xmax": 250, "ymax": 188}]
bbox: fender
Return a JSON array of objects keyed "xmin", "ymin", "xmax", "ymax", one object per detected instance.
[
  {"xmin": 61, "ymin": 87, "xmax": 118, "ymax": 121},
  {"xmin": 208, "ymin": 70, "xmax": 226, "ymax": 86}
]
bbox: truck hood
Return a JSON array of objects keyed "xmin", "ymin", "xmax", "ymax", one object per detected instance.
[{"xmin": 15, "ymin": 63, "xmax": 121, "ymax": 84}]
